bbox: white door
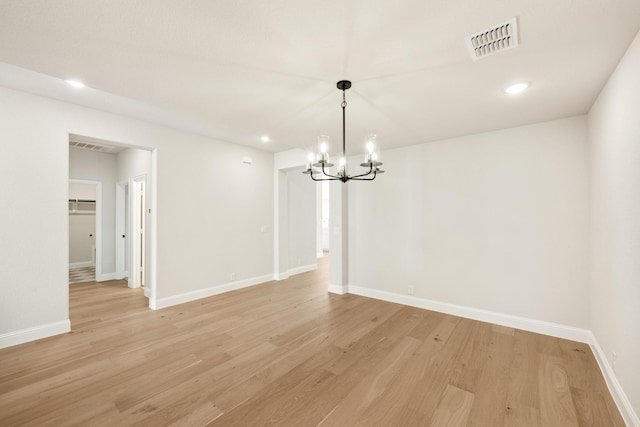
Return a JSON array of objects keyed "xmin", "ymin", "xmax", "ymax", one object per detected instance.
[{"xmin": 129, "ymin": 176, "xmax": 146, "ymax": 292}]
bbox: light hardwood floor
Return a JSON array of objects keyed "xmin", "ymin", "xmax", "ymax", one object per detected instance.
[{"xmin": 0, "ymin": 256, "xmax": 624, "ymax": 426}]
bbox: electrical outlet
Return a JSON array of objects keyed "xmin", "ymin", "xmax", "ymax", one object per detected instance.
[
  {"xmin": 230, "ymin": 272, "xmax": 236, "ymax": 281},
  {"xmin": 612, "ymin": 351, "xmax": 618, "ymax": 372},
  {"xmin": 408, "ymin": 285, "xmax": 415, "ymax": 295}
]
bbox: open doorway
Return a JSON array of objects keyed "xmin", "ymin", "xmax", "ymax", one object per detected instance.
[
  {"xmin": 68, "ymin": 180, "xmax": 101, "ymax": 284},
  {"xmin": 69, "ymin": 134, "xmax": 155, "ymax": 305}
]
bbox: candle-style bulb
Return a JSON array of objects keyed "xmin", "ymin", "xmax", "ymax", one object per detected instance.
[
  {"xmin": 367, "ymin": 140, "xmax": 374, "ymax": 154},
  {"xmin": 339, "ymin": 157, "xmax": 346, "ymax": 175}
]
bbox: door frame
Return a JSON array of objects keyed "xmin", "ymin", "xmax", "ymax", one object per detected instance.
[
  {"xmin": 130, "ymin": 174, "xmax": 146, "ymax": 292},
  {"xmin": 69, "ymin": 179, "xmax": 102, "ymax": 279},
  {"xmin": 115, "ymin": 180, "xmax": 128, "ymax": 280}
]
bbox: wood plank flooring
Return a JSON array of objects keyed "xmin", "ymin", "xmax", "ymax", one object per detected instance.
[{"xmin": 0, "ymin": 256, "xmax": 625, "ymax": 426}]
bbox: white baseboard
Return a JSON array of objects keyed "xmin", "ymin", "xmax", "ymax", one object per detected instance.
[
  {"xmin": 589, "ymin": 332, "xmax": 640, "ymax": 427},
  {"xmin": 288, "ymin": 263, "xmax": 317, "ymax": 276},
  {"xmin": 0, "ymin": 320, "xmax": 70, "ymax": 349},
  {"xmin": 347, "ymin": 285, "xmax": 592, "ymax": 343},
  {"xmin": 96, "ymin": 272, "xmax": 118, "ymax": 282},
  {"xmin": 328, "ymin": 283, "xmax": 348, "ymax": 295},
  {"xmin": 113, "ymin": 271, "xmax": 127, "ymax": 281},
  {"xmin": 274, "ymin": 272, "xmax": 289, "ymax": 281},
  {"xmin": 69, "ymin": 261, "xmax": 94, "ymax": 268},
  {"xmin": 274, "ymin": 263, "xmax": 318, "ymax": 280},
  {"xmin": 150, "ymin": 274, "xmax": 273, "ymax": 310}
]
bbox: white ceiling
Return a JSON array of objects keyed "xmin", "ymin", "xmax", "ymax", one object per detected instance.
[{"xmin": 1, "ymin": 0, "xmax": 639, "ymax": 155}]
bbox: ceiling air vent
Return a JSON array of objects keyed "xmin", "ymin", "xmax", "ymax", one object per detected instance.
[
  {"xmin": 69, "ymin": 140, "xmax": 113, "ymax": 153},
  {"xmin": 68, "ymin": 134, "xmax": 124, "ymax": 153},
  {"xmin": 465, "ymin": 17, "xmax": 519, "ymax": 60}
]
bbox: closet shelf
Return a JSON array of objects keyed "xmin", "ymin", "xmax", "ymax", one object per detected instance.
[{"xmin": 69, "ymin": 199, "xmax": 96, "ymax": 214}]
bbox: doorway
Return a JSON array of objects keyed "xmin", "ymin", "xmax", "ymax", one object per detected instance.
[
  {"xmin": 68, "ymin": 134, "xmax": 156, "ymax": 308},
  {"xmin": 68, "ymin": 180, "xmax": 101, "ymax": 284}
]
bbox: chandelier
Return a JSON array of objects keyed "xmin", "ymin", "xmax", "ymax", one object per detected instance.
[{"xmin": 303, "ymin": 80, "xmax": 384, "ymax": 182}]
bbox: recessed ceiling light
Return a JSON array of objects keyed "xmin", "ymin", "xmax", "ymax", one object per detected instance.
[
  {"xmin": 260, "ymin": 135, "xmax": 270, "ymax": 143},
  {"xmin": 504, "ymin": 82, "xmax": 529, "ymax": 95},
  {"xmin": 66, "ymin": 79, "xmax": 86, "ymax": 88}
]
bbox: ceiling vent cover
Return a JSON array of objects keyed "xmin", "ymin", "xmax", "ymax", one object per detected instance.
[
  {"xmin": 465, "ymin": 17, "xmax": 519, "ymax": 60},
  {"xmin": 68, "ymin": 134, "xmax": 121, "ymax": 153},
  {"xmin": 69, "ymin": 140, "xmax": 112, "ymax": 153}
]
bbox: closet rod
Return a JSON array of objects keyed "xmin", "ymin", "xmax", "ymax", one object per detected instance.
[{"xmin": 68, "ymin": 199, "xmax": 96, "ymax": 203}]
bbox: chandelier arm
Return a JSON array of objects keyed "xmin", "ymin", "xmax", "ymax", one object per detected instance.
[
  {"xmin": 319, "ymin": 161, "xmax": 341, "ymax": 180},
  {"xmin": 348, "ymin": 164, "xmax": 374, "ymax": 179},
  {"xmin": 350, "ymin": 172, "xmax": 378, "ymax": 181},
  {"xmin": 311, "ymin": 163, "xmax": 344, "ymax": 182},
  {"xmin": 310, "ymin": 166, "xmax": 340, "ymax": 181},
  {"xmin": 310, "ymin": 173, "xmax": 340, "ymax": 182}
]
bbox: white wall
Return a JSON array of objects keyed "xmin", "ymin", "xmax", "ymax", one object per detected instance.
[
  {"xmin": 68, "ymin": 214, "xmax": 95, "ymax": 264},
  {"xmin": 588, "ymin": 29, "xmax": 640, "ymax": 419},
  {"xmin": 273, "ymin": 149, "xmax": 319, "ymax": 278},
  {"xmin": 0, "ymin": 86, "xmax": 273, "ymax": 344},
  {"xmin": 117, "ymin": 148, "xmax": 151, "ymax": 179},
  {"xmin": 349, "ymin": 116, "xmax": 590, "ymax": 328},
  {"xmin": 287, "ymin": 168, "xmax": 317, "ymax": 271},
  {"xmin": 69, "ymin": 148, "xmax": 117, "ymax": 273},
  {"xmin": 0, "ymin": 90, "xmax": 69, "ymax": 339},
  {"xmin": 321, "ymin": 181, "xmax": 330, "ymax": 250},
  {"xmin": 69, "ymin": 183, "xmax": 96, "ymax": 200}
]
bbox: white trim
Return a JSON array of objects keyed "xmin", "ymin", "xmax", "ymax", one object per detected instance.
[
  {"xmin": 127, "ymin": 177, "xmax": 134, "ymax": 288},
  {"xmin": 149, "ymin": 274, "xmax": 273, "ymax": 310},
  {"xmin": 96, "ymin": 272, "xmax": 118, "ymax": 282},
  {"xmin": 69, "ymin": 261, "xmax": 94, "ymax": 268},
  {"xmin": 288, "ymin": 263, "xmax": 317, "ymax": 276},
  {"xmin": 115, "ymin": 180, "xmax": 127, "ymax": 280},
  {"xmin": 130, "ymin": 175, "xmax": 146, "ymax": 289},
  {"xmin": 274, "ymin": 272, "xmax": 290, "ymax": 281},
  {"xmin": 347, "ymin": 285, "xmax": 592, "ymax": 343},
  {"xmin": 589, "ymin": 333, "xmax": 640, "ymax": 427},
  {"xmin": 148, "ymin": 149, "xmax": 158, "ymax": 304},
  {"xmin": 0, "ymin": 320, "xmax": 70, "ymax": 349},
  {"xmin": 328, "ymin": 283, "xmax": 348, "ymax": 295}
]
